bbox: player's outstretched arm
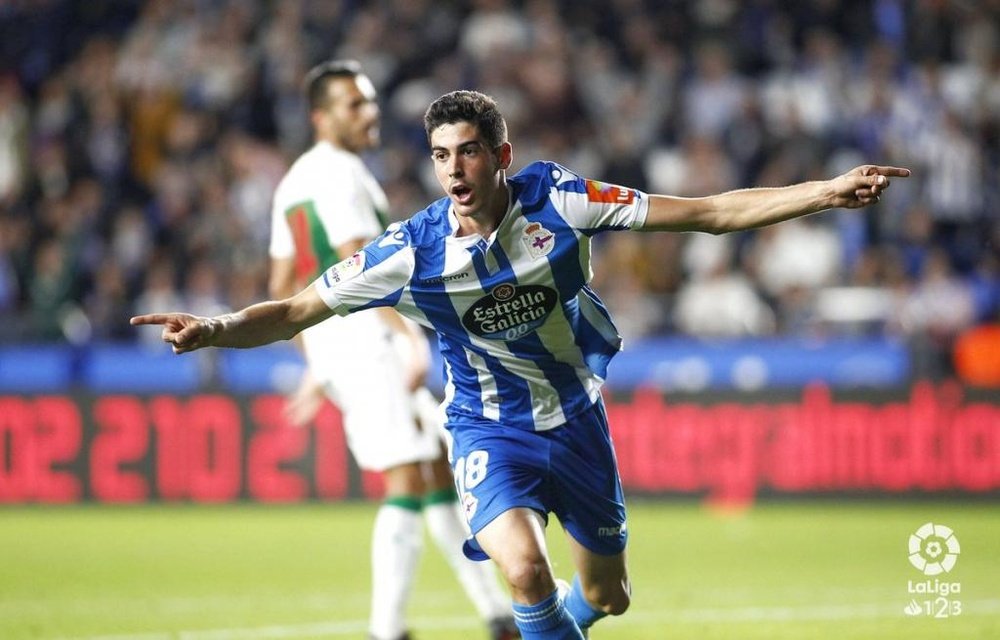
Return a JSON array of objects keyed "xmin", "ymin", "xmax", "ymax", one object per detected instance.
[
  {"xmin": 130, "ymin": 284, "xmax": 334, "ymax": 354},
  {"xmin": 640, "ymin": 165, "xmax": 911, "ymax": 234}
]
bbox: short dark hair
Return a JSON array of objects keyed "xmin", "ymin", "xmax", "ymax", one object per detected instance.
[
  {"xmin": 304, "ymin": 59, "xmax": 362, "ymax": 110},
  {"xmin": 423, "ymin": 90, "xmax": 507, "ymax": 149}
]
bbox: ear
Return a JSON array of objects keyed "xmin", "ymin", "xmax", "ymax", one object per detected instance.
[
  {"xmin": 497, "ymin": 142, "xmax": 513, "ymax": 171},
  {"xmin": 310, "ymin": 109, "xmax": 326, "ymax": 134}
]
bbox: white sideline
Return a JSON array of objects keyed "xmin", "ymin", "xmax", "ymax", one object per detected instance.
[{"xmin": 55, "ymin": 598, "xmax": 1000, "ymax": 640}]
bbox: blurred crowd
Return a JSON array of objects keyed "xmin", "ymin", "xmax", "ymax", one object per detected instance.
[{"xmin": 0, "ymin": 0, "xmax": 997, "ymax": 379}]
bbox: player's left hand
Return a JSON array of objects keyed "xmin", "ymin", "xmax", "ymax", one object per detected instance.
[
  {"xmin": 283, "ymin": 369, "xmax": 327, "ymax": 427},
  {"xmin": 829, "ymin": 165, "xmax": 911, "ymax": 209}
]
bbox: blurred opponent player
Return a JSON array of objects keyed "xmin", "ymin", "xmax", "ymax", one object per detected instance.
[
  {"xmin": 267, "ymin": 62, "xmax": 517, "ymax": 640},
  {"xmin": 135, "ymin": 90, "xmax": 910, "ymax": 639}
]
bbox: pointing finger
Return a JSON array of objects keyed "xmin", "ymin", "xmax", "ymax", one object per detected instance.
[
  {"xmin": 871, "ymin": 165, "xmax": 911, "ymax": 178},
  {"xmin": 131, "ymin": 314, "xmax": 171, "ymax": 326}
]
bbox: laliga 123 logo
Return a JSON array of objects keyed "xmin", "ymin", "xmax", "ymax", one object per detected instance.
[
  {"xmin": 908, "ymin": 522, "xmax": 960, "ymax": 575},
  {"xmin": 903, "ymin": 522, "xmax": 963, "ymax": 619}
]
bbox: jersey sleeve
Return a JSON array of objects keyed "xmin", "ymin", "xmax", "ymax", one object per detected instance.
[
  {"xmin": 543, "ymin": 162, "xmax": 649, "ymax": 233},
  {"xmin": 313, "ymin": 221, "xmax": 415, "ymax": 316}
]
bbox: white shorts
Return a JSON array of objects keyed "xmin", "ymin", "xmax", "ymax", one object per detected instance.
[{"xmin": 301, "ymin": 315, "xmax": 443, "ymax": 472}]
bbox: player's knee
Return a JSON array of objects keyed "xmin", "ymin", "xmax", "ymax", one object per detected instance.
[
  {"xmin": 382, "ymin": 462, "xmax": 426, "ymax": 496},
  {"xmin": 603, "ymin": 587, "xmax": 631, "ymax": 616},
  {"xmin": 586, "ymin": 579, "xmax": 631, "ymax": 616},
  {"xmin": 501, "ymin": 557, "xmax": 552, "ymax": 599}
]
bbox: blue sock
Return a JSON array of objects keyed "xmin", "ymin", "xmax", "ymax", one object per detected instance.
[
  {"xmin": 511, "ymin": 587, "xmax": 585, "ymax": 639},
  {"xmin": 564, "ymin": 576, "xmax": 607, "ymax": 630}
]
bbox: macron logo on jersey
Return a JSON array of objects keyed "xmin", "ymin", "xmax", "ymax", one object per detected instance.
[
  {"xmin": 419, "ymin": 271, "xmax": 471, "ymax": 286},
  {"xmin": 585, "ymin": 179, "xmax": 634, "ymax": 204}
]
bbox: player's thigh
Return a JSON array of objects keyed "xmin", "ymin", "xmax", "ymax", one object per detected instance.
[
  {"xmin": 381, "ymin": 461, "xmax": 427, "ymax": 497},
  {"xmin": 475, "ymin": 507, "xmax": 549, "ymax": 566},
  {"xmin": 425, "ymin": 450, "xmax": 456, "ymax": 491}
]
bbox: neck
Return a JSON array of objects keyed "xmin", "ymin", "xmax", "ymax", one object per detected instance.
[
  {"xmin": 457, "ymin": 181, "xmax": 509, "ymax": 238},
  {"xmin": 318, "ymin": 133, "xmax": 356, "ymax": 154}
]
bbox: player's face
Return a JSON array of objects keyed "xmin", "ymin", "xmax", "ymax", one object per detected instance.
[
  {"xmin": 429, "ymin": 121, "xmax": 511, "ymax": 224},
  {"xmin": 319, "ymin": 75, "xmax": 380, "ymax": 153}
]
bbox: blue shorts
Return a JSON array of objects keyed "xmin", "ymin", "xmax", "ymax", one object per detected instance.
[{"xmin": 448, "ymin": 399, "xmax": 627, "ymax": 561}]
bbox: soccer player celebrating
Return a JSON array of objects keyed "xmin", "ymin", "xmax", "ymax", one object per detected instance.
[
  {"xmin": 266, "ymin": 65, "xmax": 516, "ymax": 640},
  {"xmin": 133, "ymin": 90, "xmax": 909, "ymax": 639}
]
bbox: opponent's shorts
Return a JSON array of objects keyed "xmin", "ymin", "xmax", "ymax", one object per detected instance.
[
  {"xmin": 302, "ymin": 319, "xmax": 442, "ymax": 472},
  {"xmin": 448, "ymin": 398, "xmax": 627, "ymax": 560}
]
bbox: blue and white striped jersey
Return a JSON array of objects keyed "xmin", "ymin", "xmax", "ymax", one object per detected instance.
[{"xmin": 314, "ymin": 161, "xmax": 649, "ymax": 431}]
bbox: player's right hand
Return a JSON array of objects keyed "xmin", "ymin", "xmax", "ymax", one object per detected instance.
[{"xmin": 130, "ymin": 313, "xmax": 216, "ymax": 354}]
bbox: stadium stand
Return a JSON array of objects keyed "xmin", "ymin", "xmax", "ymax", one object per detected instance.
[{"xmin": 0, "ymin": 0, "xmax": 997, "ymax": 387}]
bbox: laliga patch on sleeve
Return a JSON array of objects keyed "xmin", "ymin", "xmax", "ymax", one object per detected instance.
[
  {"xmin": 585, "ymin": 179, "xmax": 634, "ymax": 204},
  {"xmin": 323, "ymin": 252, "xmax": 365, "ymax": 286}
]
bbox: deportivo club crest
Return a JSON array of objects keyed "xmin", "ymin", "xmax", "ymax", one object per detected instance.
[{"xmin": 521, "ymin": 222, "xmax": 555, "ymax": 259}]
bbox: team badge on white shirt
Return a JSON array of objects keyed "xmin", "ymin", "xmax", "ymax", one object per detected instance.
[{"xmin": 521, "ymin": 222, "xmax": 555, "ymax": 259}]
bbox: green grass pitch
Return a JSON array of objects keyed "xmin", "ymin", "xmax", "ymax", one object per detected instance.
[{"xmin": 2, "ymin": 500, "xmax": 997, "ymax": 639}]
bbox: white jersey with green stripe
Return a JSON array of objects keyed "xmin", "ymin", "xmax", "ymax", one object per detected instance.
[
  {"xmin": 270, "ymin": 140, "xmax": 389, "ymax": 280},
  {"xmin": 269, "ymin": 140, "xmax": 393, "ymax": 359},
  {"xmin": 314, "ymin": 161, "xmax": 650, "ymax": 431}
]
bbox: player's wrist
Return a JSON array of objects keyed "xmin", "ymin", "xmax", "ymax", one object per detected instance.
[
  {"xmin": 816, "ymin": 178, "xmax": 841, "ymax": 211},
  {"xmin": 204, "ymin": 315, "xmax": 229, "ymax": 345}
]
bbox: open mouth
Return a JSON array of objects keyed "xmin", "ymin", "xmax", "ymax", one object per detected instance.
[{"xmin": 451, "ymin": 184, "xmax": 473, "ymax": 205}]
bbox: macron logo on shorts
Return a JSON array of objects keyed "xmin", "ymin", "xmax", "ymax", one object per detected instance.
[{"xmin": 598, "ymin": 524, "xmax": 626, "ymax": 537}]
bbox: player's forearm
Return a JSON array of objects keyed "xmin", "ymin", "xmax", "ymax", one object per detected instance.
[
  {"xmin": 644, "ymin": 180, "xmax": 834, "ymax": 234},
  {"xmin": 205, "ymin": 300, "xmax": 305, "ymax": 348},
  {"xmin": 208, "ymin": 284, "xmax": 333, "ymax": 349},
  {"xmin": 704, "ymin": 180, "xmax": 835, "ymax": 232}
]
